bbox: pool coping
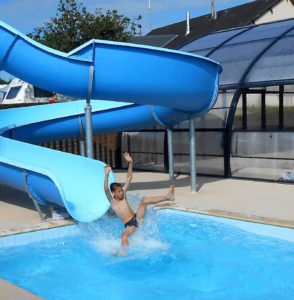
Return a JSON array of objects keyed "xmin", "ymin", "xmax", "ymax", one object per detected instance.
[
  {"xmin": 0, "ymin": 204, "xmax": 293, "ymax": 240},
  {"xmin": 154, "ymin": 204, "xmax": 294, "ymax": 230},
  {"xmin": 0, "ymin": 219, "xmax": 75, "ymax": 238},
  {"xmin": 1, "ymin": 171, "xmax": 294, "ymax": 299},
  {"xmin": 1, "ymin": 205, "xmax": 294, "ymax": 299},
  {"xmin": 1, "ymin": 206, "xmax": 293, "ymax": 244},
  {"xmin": 0, "ymin": 278, "xmax": 41, "ymax": 300}
]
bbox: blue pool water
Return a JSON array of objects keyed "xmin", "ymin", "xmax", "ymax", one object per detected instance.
[{"xmin": 1, "ymin": 203, "xmax": 294, "ymax": 299}]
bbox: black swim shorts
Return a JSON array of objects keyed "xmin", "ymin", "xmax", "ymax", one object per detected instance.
[{"xmin": 124, "ymin": 214, "xmax": 138, "ymax": 228}]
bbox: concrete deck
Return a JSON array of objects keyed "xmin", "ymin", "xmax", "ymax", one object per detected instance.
[
  {"xmin": 0, "ymin": 184, "xmax": 74, "ymax": 237},
  {"xmin": 0, "ymin": 278, "xmax": 41, "ymax": 300},
  {"xmin": 2, "ymin": 171, "xmax": 294, "ymax": 236},
  {"xmin": 115, "ymin": 171, "xmax": 294, "ymax": 228},
  {"xmin": 1, "ymin": 171, "xmax": 294, "ymax": 299}
]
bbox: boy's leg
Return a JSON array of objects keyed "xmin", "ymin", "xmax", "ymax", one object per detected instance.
[
  {"xmin": 136, "ymin": 185, "xmax": 175, "ymax": 223},
  {"xmin": 121, "ymin": 226, "xmax": 137, "ymax": 247}
]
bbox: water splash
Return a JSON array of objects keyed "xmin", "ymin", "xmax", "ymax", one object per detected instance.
[{"xmin": 77, "ymin": 194, "xmax": 170, "ymax": 258}]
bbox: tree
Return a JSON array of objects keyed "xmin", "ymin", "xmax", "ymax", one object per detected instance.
[
  {"xmin": 0, "ymin": 77, "xmax": 9, "ymax": 85},
  {"xmin": 27, "ymin": 0, "xmax": 141, "ymax": 53}
]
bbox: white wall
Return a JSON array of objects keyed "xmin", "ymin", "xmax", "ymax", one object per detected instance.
[{"xmin": 255, "ymin": 0, "xmax": 294, "ymax": 24}]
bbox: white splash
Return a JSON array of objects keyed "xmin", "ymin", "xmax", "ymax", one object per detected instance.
[{"xmin": 77, "ymin": 194, "xmax": 170, "ymax": 258}]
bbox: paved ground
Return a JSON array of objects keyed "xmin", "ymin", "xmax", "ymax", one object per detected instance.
[
  {"xmin": 0, "ymin": 184, "xmax": 74, "ymax": 237},
  {"xmin": 0, "ymin": 278, "xmax": 41, "ymax": 300},
  {"xmin": 1, "ymin": 171, "xmax": 294, "ymax": 298},
  {"xmin": 115, "ymin": 171, "xmax": 294, "ymax": 228}
]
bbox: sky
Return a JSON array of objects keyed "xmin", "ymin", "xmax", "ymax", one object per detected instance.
[{"xmin": 0, "ymin": 0, "xmax": 252, "ymax": 80}]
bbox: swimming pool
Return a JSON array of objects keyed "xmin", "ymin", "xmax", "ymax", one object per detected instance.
[{"xmin": 1, "ymin": 205, "xmax": 294, "ymax": 299}]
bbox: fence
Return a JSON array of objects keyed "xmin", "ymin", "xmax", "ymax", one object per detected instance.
[
  {"xmin": 0, "ymin": 104, "xmax": 122, "ymax": 169},
  {"xmin": 39, "ymin": 133, "xmax": 121, "ymax": 168}
]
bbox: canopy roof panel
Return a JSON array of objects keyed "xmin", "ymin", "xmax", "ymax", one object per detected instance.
[{"xmin": 179, "ymin": 18, "xmax": 294, "ymax": 88}]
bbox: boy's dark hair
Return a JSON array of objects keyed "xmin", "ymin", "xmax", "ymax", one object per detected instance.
[{"xmin": 110, "ymin": 182, "xmax": 122, "ymax": 192}]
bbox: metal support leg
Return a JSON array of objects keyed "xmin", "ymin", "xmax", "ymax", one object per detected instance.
[
  {"xmin": 79, "ymin": 139, "xmax": 86, "ymax": 157},
  {"xmin": 167, "ymin": 127, "xmax": 174, "ymax": 181},
  {"xmin": 85, "ymin": 65, "xmax": 94, "ymax": 159},
  {"xmin": 85, "ymin": 103, "xmax": 94, "ymax": 158},
  {"xmin": 189, "ymin": 118, "xmax": 197, "ymax": 192},
  {"xmin": 23, "ymin": 172, "xmax": 45, "ymax": 222},
  {"xmin": 78, "ymin": 117, "xmax": 86, "ymax": 157}
]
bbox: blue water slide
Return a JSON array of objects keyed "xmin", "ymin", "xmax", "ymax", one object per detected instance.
[{"xmin": 0, "ymin": 21, "xmax": 221, "ymax": 222}]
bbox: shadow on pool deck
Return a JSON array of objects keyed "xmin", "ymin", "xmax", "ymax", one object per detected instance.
[
  {"xmin": 0, "ymin": 184, "xmax": 73, "ymax": 238},
  {"xmin": 126, "ymin": 173, "xmax": 223, "ymax": 192},
  {"xmin": 0, "ymin": 186, "xmax": 51, "ymax": 216},
  {"xmin": 115, "ymin": 171, "xmax": 294, "ymax": 228},
  {"xmin": 1, "ymin": 171, "xmax": 294, "ymax": 299},
  {"xmin": 1, "ymin": 171, "xmax": 294, "ymax": 237}
]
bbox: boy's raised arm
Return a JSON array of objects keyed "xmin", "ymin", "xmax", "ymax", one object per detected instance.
[
  {"xmin": 123, "ymin": 152, "xmax": 133, "ymax": 192},
  {"xmin": 104, "ymin": 165, "xmax": 113, "ymax": 202}
]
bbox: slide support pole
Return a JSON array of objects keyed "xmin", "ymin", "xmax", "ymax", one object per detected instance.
[
  {"xmin": 79, "ymin": 140, "xmax": 86, "ymax": 157},
  {"xmin": 189, "ymin": 117, "xmax": 197, "ymax": 192},
  {"xmin": 85, "ymin": 65, "xmax": 94, "ymax": 158},
  {"xmin": 23, "ymin": 172, "xmax": 45, "ymax": 222},
  {"xmin": 167, "ymin": 127, "xmax": 174, "ymax": 181},
  {"xmin": 78, "ymin": 117, "xmax": 86, "ymax": 157}
]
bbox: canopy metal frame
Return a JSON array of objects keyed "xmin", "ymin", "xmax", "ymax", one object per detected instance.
[{"xmin": 178, "ymin": 18, "xmax": 294, "ymax": 178}]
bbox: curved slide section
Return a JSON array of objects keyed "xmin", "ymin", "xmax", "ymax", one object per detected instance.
[
  {"xmin": 0, "ymin": 20, "xmax": 221, "ymax": 113},
  {"xmin": 0, "ymin": 21, "xmax": 221, "ymax": 222}
]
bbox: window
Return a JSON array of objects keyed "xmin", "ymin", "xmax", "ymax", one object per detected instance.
[
  {"xmin": 246, "ymin": 93, "xmax": 262, "ymax": 130},
  {"xmin": 232, "ymin": 94, "xmax": 243, "ymax": 130},
  {"xmin": 0, "ymin": 92, "xmax": 5, "ymax": 101},
  {"xmin": 266, "ymin": 86, "xmax": 279, "ymax": 92},
  {"xmin": 33, "ymin": 86, "xmax": 53, "ymax": 98},
  {"xmin": 6, "ymin": 86, "xmax": 21, "ymax": 99},
  {"xmin": 265, "ymin": 94, "xmax": 279, "ymax": 130},
  {"xmin": 284, "ymin": 85, "xmax": 294, "ymax": 93},
  {"xmin": 233, "ymin": 86, "xmax": 294, "ymax": 131},
  {"xmin": 283, "ymin": 90, "xmax": 294, "ymax": 130}
]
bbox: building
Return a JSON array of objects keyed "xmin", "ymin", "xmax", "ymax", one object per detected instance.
[
  {"xmin": 131, "ymin": 0, "xmax": 294, "ymax": 49},
  {"xmin": 29, "ymin": 1, "xmax": 294, "ymax": 182},
  {"xmin": 125, "ymin": 2, "xmax": 294, "ymax": 182}
]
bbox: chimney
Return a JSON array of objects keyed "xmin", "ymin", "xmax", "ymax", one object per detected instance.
[
  {"xmin": 138, "ymin": 24, "xmax": 142, "ymax": 36},
  {"xmin": 186, "ymin": 11, "xmax": 190, "ymax": 35},
  {"xmin": 211, "ymin": 0, "xmax": 217, "ymax": 20}
]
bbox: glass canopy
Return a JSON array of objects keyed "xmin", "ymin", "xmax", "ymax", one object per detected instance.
[{"xmin": 179, "ymin": 18, "xmax": 294, "ymax": 89}]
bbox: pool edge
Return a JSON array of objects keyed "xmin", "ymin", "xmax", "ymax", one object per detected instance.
[
  {"xmin": 0, "ymin": 277, "xmax": 41, "ymax": 300},
  {"xmin": 0, "ymin": 220, "xmax": 75, "ymax": 238},
  {"xmin": 154, "ymin": 205, "xmax": 294, "ymax": 230}
]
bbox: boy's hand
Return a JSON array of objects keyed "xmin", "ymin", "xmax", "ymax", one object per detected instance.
[
  {"xmin": 123, "ymin": 152, "xmax": 132, "ymax": 163},
  {"xmin": 104, "ymin": 165, "xmax": 111, "ymax": 175}
]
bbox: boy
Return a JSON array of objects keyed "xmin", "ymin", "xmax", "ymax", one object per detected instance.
[
  {"xmin": 48, "ymin": 93, "xmax": 57, "ymax": 104},
  {"xmin": 104, "ymin": 152, "xmax": 175, "ymax": 252}
]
